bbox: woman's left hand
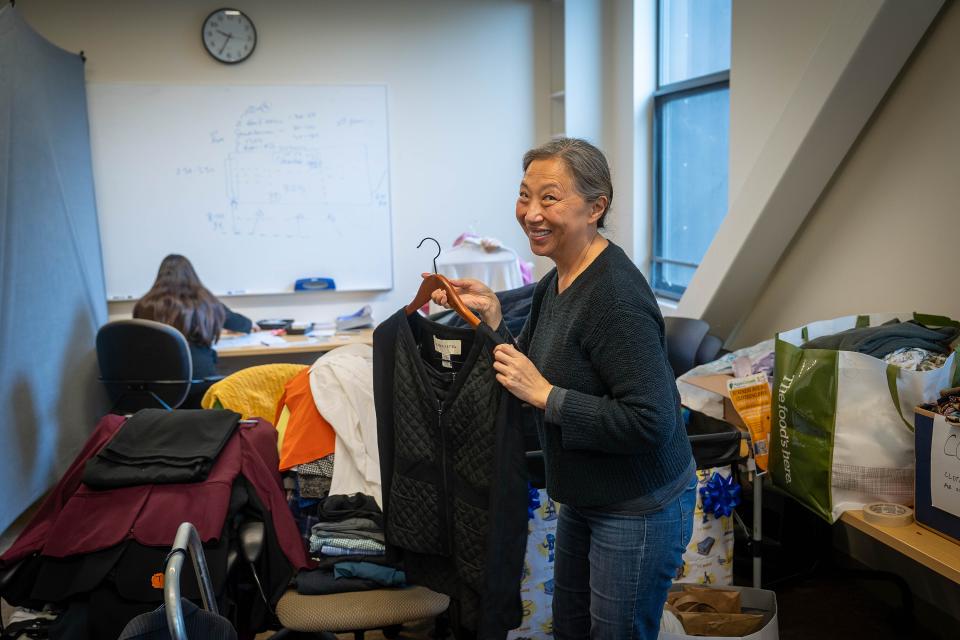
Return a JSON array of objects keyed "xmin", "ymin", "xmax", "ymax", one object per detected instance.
[{"xmin": 493, "ymin": 344, "xmax": 553, "ymax": 409}]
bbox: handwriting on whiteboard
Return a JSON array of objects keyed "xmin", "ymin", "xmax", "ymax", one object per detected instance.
[{"xmin": 168, "ymin": 102, "xmax": 389, "ymax": 240}]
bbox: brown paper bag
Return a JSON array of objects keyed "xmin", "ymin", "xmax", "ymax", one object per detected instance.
[
  {"xmin": 667, "ymin": 585, "xmax": 741, "ymax": 614},
  {"xmin": 676, "ymin": 611, "xmax": 766, "ymax": 637}
]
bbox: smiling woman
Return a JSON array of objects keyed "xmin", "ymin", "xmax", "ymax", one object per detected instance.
[
  {"xmin": 428, "ymin": 137, "xmax": 697, "ymax": 640},
  {"xmin": 516, "ymin": 140, "xmax": 612, "ymax": 293}
]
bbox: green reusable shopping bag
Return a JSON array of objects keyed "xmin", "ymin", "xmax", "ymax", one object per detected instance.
[{"xmin": 770, "ymin": 313, "xmax": 960, "ymax": 522}]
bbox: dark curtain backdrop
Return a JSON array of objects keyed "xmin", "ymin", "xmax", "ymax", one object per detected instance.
[{"xmin": 0, "ymin": 6, "xmax": 108, "ymax": 533}]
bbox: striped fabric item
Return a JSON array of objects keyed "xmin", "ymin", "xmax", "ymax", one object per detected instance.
[{"xmin": 309, "ymin": 535, "xmax": 385, "ymax": 555}]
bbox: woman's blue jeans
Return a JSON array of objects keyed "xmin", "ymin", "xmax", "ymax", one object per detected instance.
[{"xmin": 552, "ymin": 481, "xmax": 696, "ymax": 639}]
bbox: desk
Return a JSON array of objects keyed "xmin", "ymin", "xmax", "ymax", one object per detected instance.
[
  {"xmin": 840, "ymin": 510, "xmax": 960, "ymax": 584},
  {"xmin": 214, "ymin": 329, "xmax": 373, "ymax": 373}
]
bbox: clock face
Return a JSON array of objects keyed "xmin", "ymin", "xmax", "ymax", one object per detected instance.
[{"xmin": 202, "ymin": 9, "xmax": 256, "ymax": 64}]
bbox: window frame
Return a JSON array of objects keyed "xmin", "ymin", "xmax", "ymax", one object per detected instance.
[{"xmin": 652, "ymin": 0, "xmax": 730, "ymax": 300}]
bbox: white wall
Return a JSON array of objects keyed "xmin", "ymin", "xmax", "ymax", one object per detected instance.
[
  {"xmin": 733, "ymin": 0, "xmax": 960, "ymax": 347},
  {"xmin": 727, "ymin": 0, "xmax": 838, "ymax": 204},
  {"xmin": 20, "ymin": 0, "xmax": 549, "ymax": 326},
  {"xmin": 564, "ymin": 0, "xmax": 603, "ymax": 144},
  {"xmin": 633, "ymin": 0, "xmax": 656, "ymax": 277},
  {"xmin": 563, "ymin": 0, "xmax": 641, "ymax": 268},
  {"xmin": 601, "ymin": 0, "xmax": 639, "ymax": 272},
  {"xmin": 677, "ymin": 0, "xmax": 940, "ymax": 338}
]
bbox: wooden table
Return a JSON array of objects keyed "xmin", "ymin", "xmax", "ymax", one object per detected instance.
[
  {"xmin": 840, "ymin": 510, "xmax": 960, "ymax": 584},
  {"xmin": 213, "ymin": 329, "xmax": 373, "ymax": 372}
]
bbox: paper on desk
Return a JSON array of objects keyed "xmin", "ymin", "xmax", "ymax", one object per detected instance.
[
  {"xmin": 275, "ymin": 337, "xmax": 318, "ymax": 347},
  {"xmin": 930, "ymin": 413, "xmax": 960, "ymax": 517},
  {"xmin": 214, "ymin": 333, "xmax": 287, "ymax": 351},
  {"xmin": 306, "ymin": 320, "xmax": 336, "ymax": 338}
]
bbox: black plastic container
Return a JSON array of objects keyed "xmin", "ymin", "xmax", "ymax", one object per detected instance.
[{"xmin": 684, "ymin": 408, "xmax": 744, "ymax": 470}]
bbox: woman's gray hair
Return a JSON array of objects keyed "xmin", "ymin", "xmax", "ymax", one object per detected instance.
[{"xmin": 522, "ymin": 137, "xmax": 613, "ymax": 229}]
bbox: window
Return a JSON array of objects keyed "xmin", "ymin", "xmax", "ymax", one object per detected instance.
[{"xmin": 652, "ymin": 0, "xmax": 731, "ymax": 299}]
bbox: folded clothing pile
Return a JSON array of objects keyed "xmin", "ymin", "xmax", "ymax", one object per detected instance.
[
  {"xmin": 294, "ymin": 561, "xmax": 406, "ymax": 596},
  {"xmin": 297, "ymin": 455, "xmax": 335, "ymax": 499},
  {"xmin": 921, "ymin": 386, "xmax": 960, "ymax": 424},
  {"xmin": 294, "ymin": 493, "xmax": 402, "ymax": 595},
  {"xmin": 82, "ymin": 409, "xmax": 240, "ymax": 488},
  {"xmin": 1, "ymin": 412, "xmax": 308, "ymax": 640},
  {"xmin": 664, "ymin": 585, "xmax": 766, "ymax": 637},
  {"xmin": 801, "ymin": 319, "xmax": 959, "ymax": 361},
  {"xmin": 308, "ymin": 493, "xmax": 385, "ymax": 560},
  {"xmin": 283, "ymin": 467, "xmax": 344, "ymax": 551}
]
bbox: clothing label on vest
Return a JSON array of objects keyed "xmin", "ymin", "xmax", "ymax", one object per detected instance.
[{"xmin": 433, "ymin": 337, "xmax": 462, "ymax": 368}]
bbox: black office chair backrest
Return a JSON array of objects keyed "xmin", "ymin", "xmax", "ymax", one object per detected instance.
[
  {"xmin": 695, "ymin": 333, "xmax": 724, "ymax": 369},
  {"xmin": 664, "ymin": 316, "xmax": 710, "ymax": 378},
  {"xmin": 96, "ymin": 319, "xmax": 193, "ymax": 411}
]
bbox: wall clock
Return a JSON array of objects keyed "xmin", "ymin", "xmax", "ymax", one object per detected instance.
[{"xmin": 202, "ymin": 8, "xmax": 257, "ymax": 64}]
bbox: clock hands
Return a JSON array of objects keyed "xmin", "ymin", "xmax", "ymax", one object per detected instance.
[{"xmin": 203, "ymin": 10, "xmax": 253, "ymax": 62}]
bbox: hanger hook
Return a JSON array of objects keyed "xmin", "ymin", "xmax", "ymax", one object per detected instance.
[{"xmin": 416, "ymin": 236, "xmax": 441, "ymax": 274}]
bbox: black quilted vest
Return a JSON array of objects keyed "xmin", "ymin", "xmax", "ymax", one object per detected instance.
[{"xmin": 373, "ymin": 309, "xmax": 529, "ymax": 639}]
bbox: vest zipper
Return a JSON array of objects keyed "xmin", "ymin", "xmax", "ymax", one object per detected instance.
[{"xmin": 437, "ymin": 398, "xmax": 452, "ymax": 556}]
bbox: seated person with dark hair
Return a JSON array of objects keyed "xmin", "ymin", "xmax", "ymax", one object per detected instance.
[{"xmin": 133, "ymin": 254, "xmax": 256, "ymax": 382}]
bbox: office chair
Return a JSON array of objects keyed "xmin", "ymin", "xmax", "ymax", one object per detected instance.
[
  {"xmin": 96, "ymin": 319, "xmax": 214, "ymax": 412},
  {"xmin": 664, "ymin": 317, "xmax": 709, "ymax": 378},
  {"xmin": 696, "ymin": 333, "xmax": 725, "ymax": 367},
  {"xmin": 226, "ymin": 492, "xmax": 450, "ymax": 640},
  {"xmin": 272, "ymin": 586, "xmax": 450, "ymax": 640},
  {"xmin": 664, "ymin": 316, "xmax": 724, "ymax": 378}
]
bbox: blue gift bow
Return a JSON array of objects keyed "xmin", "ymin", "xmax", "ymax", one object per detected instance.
[
  {"xmin": 699, "ymin": 471, "xmax": 741, "ymax": 520},
  {"xmin": 527, "ymin": 484, "xmax": 541, "ymax": 520}
]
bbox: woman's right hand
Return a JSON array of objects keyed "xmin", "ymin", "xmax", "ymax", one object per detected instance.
[{"xmin": 424, "ymin": 274, "xmax": 502, "ymax": 329}]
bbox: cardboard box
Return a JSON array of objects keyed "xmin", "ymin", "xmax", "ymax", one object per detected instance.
[
  {"xmin": 914, "ymin": 406, "xmax": 960, "ymax": 544},
  {"xmin": 683, "ymin": 374, "xmax": 747, "ymax": 431},
  {"xmin": 661, "ymin": 585, "xmax": 779, "ymax": 640}
]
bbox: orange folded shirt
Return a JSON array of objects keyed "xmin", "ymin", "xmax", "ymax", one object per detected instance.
[{"xmin": 275, "ymin": 367, "xmax": 336, "ymax": 471}]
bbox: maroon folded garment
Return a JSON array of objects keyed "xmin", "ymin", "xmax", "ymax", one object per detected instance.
[{"xmin": 1, "ymin": 414, "xmax": 308, "ymax": 571}]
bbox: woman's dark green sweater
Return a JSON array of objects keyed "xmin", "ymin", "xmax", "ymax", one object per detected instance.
[{"xmin": 511, "ymin": 241, "xmax": 693, "ymax": 507}]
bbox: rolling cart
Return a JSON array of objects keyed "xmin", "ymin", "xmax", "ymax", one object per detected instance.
[
  {"xmin": 684, "ymin": 408, "xmax": 763, "ymax": 588},
  {"xmin": 163, "ymin": 522, "xmax": 231, "ymax": 639},
  {"xmin": 118, "ymin": 522, "xmax": 236, "ymax": 639}
]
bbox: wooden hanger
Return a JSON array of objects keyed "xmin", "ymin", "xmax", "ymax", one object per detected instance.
[
  {"xmin": 406, "ymin": 237, "xmax": 481, "ymax": 327},
  {"xmin": 406, "ymin": 273, "xmax": 481, "ymax": 327}
]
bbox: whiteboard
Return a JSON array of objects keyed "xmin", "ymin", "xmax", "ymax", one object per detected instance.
[{"xmin": 87, "ymin": 84, "xmax": 392, "ymax": 299}]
